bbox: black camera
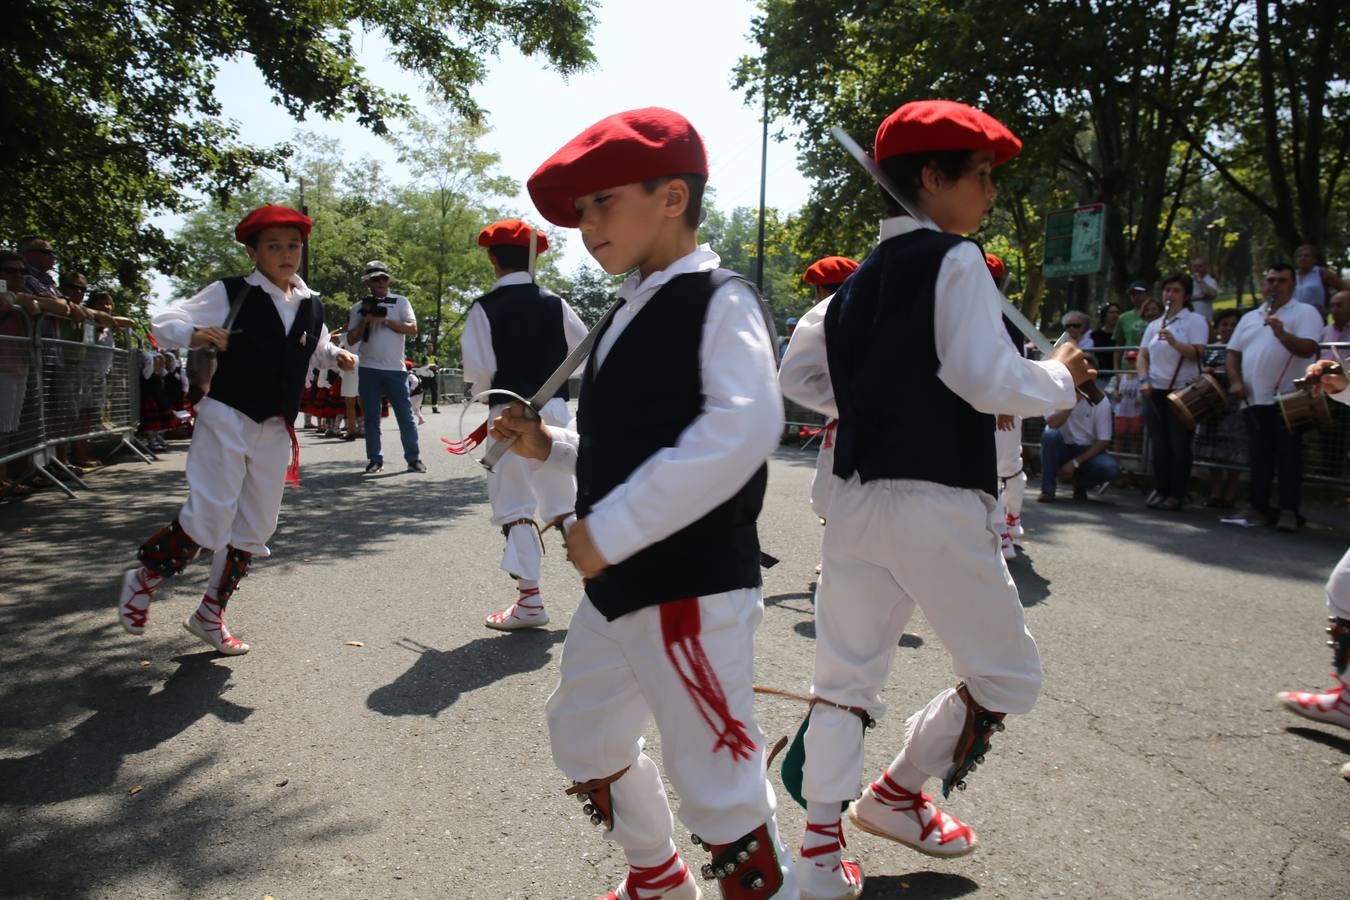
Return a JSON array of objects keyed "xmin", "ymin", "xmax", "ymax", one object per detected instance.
[{"xmin": 361, "ymin": 299, "xmax": 389, "ymax": 318}]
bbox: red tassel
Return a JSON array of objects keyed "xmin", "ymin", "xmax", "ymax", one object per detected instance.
[
  {"xmin": 285, "ymin": 422, "xmax": 301, "ymax": 489},
  {"xmin": 441, "ymin": 421, "xmax": 488, "ymax": 456},
  {"xmin": 823, "ymin": 420, "xmax": 837, "ymax": 450},
  {"xmin": 660, "ymin": 598, "xmax": 758, "ymax": 762}
]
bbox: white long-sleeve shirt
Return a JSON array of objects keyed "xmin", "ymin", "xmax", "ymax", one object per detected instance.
[
  {"xmin": 542, "ymin": 246, "xmax": 783, "ymax": 567},
  {"xmin": 779, "ymin": 216, "xmax": 1075, "ymax": 420},
  {"xmin": 779, "ymin": 294, "xmax": 837, "ymax": 418},
  {"xmin": 460, "ymin": 271, "xmax": 588, "ymax": 398},
  {"xmin": 151, "ymin": 271, "xmax": 346, "ymax": 373}
]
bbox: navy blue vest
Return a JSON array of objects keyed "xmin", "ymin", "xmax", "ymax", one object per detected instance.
[
  {"xmin": 207, "ymin": 277, "xmax": 326, "ymax": 424},
  {"xmin": 576, "ymin": 270, "xmax": 767, "ymax": 621},
  {"xmin": 475, "ymin": 282, "xmax": 569, "ymax": 401},
  {"xmin": 826, "ymin": 230, "xmax": 998, "ymax": 496}
]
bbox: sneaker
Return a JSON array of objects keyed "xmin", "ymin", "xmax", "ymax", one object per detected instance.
[
  {"xmin": 602, "ymin": 854, "xmax": 700, "ymax": 900},
  {"xmin": 796, "ymin": 820, "xmax": 864, "ymax": 900},
  {"xmin": 407, "ymin": 460, "xmax": 427, "ymax": 473},
  {"xmin": 1276, "ymin": 509, "xmax": 1298, "ymax": 533},
  {"xmin": 1090, "ymin": 481, "xmax": 1110, "ymax": 499},
  {"xmin": 1341, "ymin": 761, "xmax": 1350, "ymax": 781},
  {"xmin": 847, "ymin": 772, "xmax": 978, "ymax": 858},
  {"xmin": 1005, "ymin": 513, "xmax": 1024, "ymax": 538},
  {"xmin": 999, "ymin": 532, "xmax": 1016, "ymax": 560},
  {"xmin": 1145, "ymin": 490, "xmax": 1163, "ymax": 508},
  {"xmin": 364, "ymin": 459, "xmax": 383, "ymax": 474},
  {"xmin": 118, "ymin": 567, "xmax": 162, "ymax": 635},
  {"xmin": 1036, "ymin": 491, "xmax": 1055, "ymax": 503},
  {"xmin": 184, "ymin": 604, "xmax": 250, "ymax": 656},
  {"xmin": 1159, "ymin": 496, "xmax": 1181, "ymax": 511},
  {"xmin": 485, "ymin": 588, "xmax": 549, "ymax": 631},
  {"xmin": 1277, "ymin": 681, "xmax": 1350, "ymax": 730}
]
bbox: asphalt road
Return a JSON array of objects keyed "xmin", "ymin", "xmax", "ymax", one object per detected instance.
[{"xmin": 2, "ymin": 406, "xmax": 1346, "ymax": 899}]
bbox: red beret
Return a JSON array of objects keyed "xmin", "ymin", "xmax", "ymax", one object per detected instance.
[
  {"xmin": 874, "ymin": 101, "xmax": 1021, "ymax": 166},
  {"xmin": 984, "ymin": 252, "xmax": 1006, "ymax": 283},
  {"xmin": 477, "ymin": 219, "xmax": 549, "ymax": 254},
  {"xmin": 802, "ymin": 256, "xmax": 860, "ymax": 286},
  {"xmin": 234, "ymin": 205, "xmax": 312, "ymax": 243},
  {"xmin": 528, "ymin": 107, "xmax": 708, "ymax": 228}
]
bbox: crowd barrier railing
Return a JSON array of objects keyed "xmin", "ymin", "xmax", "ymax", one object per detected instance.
[{"xmin": 0, "ymin": 310, "xmax": 151, "ymax": 500}]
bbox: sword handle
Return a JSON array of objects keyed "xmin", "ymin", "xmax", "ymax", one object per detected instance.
[{"xmin": 521, "ymin": 405, "xmax": 541, "ymax": 422}]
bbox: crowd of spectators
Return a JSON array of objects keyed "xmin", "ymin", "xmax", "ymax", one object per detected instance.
[
  {"xmin": 1034, "ymin": 248, "xmax": 1348, "ymax": 532},
  {"xmin": 0, "ymin": 236, "xmax": 134, "ymax": 497}
]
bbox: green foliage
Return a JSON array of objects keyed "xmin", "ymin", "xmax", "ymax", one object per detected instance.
[
  {"xmin": 738, "ymin": 0, "xmax": 1348, "ymax": 310},
  {"xmin": 0, "ymin": 0, "xmax": 597, "ymax": 294}
]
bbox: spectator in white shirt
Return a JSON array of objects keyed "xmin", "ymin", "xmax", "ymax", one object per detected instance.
[
  {"xmin": 1037, "ymin": 392, "xmax": 1120, "ymax": 502},
  {"xmin": 1137, "ymin": 272, "xmax": 1210, "ymax": 510},
  {"xmin": 1320, "ymin": 290, "xmax": 1350, "ymax": 359},
  {"xmin": 1225, "ymin": 263, "xmax": 1324, "ymax": 530},
  {"xmin": 347, "ymin": 261, "xmax": 423, "ymax": 474},
  {"xmin": 1189, "ymin": 257, "xmax": 1219, "ymax": 325},
  {"xmin": 1062, "ymin": 310, "xmax": 1093, "ymax": 349}
]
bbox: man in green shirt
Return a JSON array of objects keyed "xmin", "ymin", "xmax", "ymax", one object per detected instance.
[{"xmin": 1112, "ymin": 280, "xmax": 1152, "ymax": 348}]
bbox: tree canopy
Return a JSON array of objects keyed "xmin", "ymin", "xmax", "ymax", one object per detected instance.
[{"xmin": 1, "ymin": 0, "xmax": 596, "ymax": 295}]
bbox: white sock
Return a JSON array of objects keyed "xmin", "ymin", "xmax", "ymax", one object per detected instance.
[
  {"xmin": 802, "ymin": 801, "xmax": 845, "ymax": 870},
  {"xmin": 884, "ymin": 755, "xmax": 928, "ymax": 793}
]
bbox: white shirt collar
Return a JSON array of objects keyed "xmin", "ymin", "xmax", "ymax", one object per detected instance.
[
  {"xmin": 492, "ymin": 271, "xmax": 534, "ymax": 290},
  {"xmin": 617, "ymin": 245, "xmax": 721, "ymax": 304},
  {"xmin": 879, "ymin": 213, "xmax": 941, "ymax": 241},
  {"xmin": 246, "ymin": 269, "xmax": 313, "ymax": 303}
]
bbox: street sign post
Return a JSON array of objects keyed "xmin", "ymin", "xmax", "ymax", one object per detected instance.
[{"xmin": 1043, "ymin": 203, "xmax": 1106, "ymax": 278}]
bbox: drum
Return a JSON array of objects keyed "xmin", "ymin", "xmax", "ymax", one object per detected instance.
[
  {"xmin": 1167, "ymin": 373, "xmax": 1228, "ymax": 429},
  {"xmin": 1278, "ymin": 387, "xmax": 1331, "ymax": 431}
]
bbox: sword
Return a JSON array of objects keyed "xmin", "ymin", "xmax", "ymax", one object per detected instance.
[
  {"xmin": 478, "ymin": 297, "xmax": 624, "ymax": 471},
  {"xmin": 829, "ymin": 127, "xmax": 1104, "ymax": 405}
]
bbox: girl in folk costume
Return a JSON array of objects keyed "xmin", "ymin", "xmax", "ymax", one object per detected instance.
[
  {"xmin": 456, "ymin": 218, "xmax": 585, "ymax": 631},
  {"xmin": 116, "ymin": 205, "xmax": 356, "ymax": 655},
  {"xmin": 138, "ymin": 351, "xmax": 173, "ymax": 451},
  {"xmin": 494, "ymin": 108, "xmax": 797, "ymax": 899},
  {"xmin": 778, "ymin": 100, "xmax": 1094, "ymax": 897},
  {"xmin": 406, "ymin": 359, "xmax": 425, "ymax": 425}
]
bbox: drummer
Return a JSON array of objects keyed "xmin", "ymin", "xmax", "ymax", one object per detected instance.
[
  {"xmin": 1225, "ymin": 263, "xmax": 1323, "ymax": 531},
  {"xmin": 1137, "ymin": 272, "xmax": 1210, "ymax": 510}
]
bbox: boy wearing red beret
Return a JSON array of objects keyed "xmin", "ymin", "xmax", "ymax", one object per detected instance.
[
  {"xmin": 116, "ymin": 205, "xmax": 357, "ymax": 655},
  {"xmin": 982, "ymin": 253, "xmax": 1030, "ymax": 560},
  {"xmin": 460, "ymin": 218, "xmax": 587, "ymax": 630},
  {"xmin": 779, "ymin": 101, "xmax": 1094, "ymax": 896},
  {"xmin": 494, "ymin": 108, "xmax": 796, "ymax": 899},
  {"xmin": 782, "ymin": 255, "xmax": 860, "ymax": 529}
]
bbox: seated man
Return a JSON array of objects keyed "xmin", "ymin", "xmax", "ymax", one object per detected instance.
[{"xmin": 1038, "ymin": 392, "xmax": 1120, "ymax": 501}]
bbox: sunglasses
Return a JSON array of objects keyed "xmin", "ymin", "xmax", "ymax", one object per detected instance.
[{"xmin": 1067, "ymin": 322, "xmax": 1087, "ymax": 328}]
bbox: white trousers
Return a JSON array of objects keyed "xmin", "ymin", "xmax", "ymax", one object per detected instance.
[
  {"xmin": 802, "ymin": 476, "xmax": 1042, "ymax": 803},
  {"xmin": 1327, "ymin": 547, "xmax": 1350, "ymax": 619},
  {"xmin": 994, "ymin": 419, "xmax": 1026, "ymax": 529},
  {"xmin": 485, "ymin": 397, "xmax": 576, "ymax": 581},
  {"xmin": 808, "ymin": 420, "xmax": 837, "ymax": 519},
  {"xmin": 546, "ymin": 590, "xmax": 783, "ymax": 852},
  {"xmin": 178, "ymin": 397, "xmax": 290, "ymax": 556}
]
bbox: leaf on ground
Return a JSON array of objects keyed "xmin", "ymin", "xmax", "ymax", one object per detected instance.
[
  {"xmin": 345, "ymin": 640, "xmax": 365, "ymax": 647},
  {"xmin": 127, "ymin": 786, "xmax": 142, "ymax": 795}
]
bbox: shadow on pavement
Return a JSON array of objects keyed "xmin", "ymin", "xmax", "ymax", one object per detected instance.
[
  {"xmin": 367, "ymin": 629, "xmax": 568, "ymax": 718},
  {"xmin": 1285, "ymin": 725, "xmax": 1350, "ymax": 754},
  {"xmin": 0, "ymin": 654, "xmax": 248, "ymax": 806},
  {"xmin": 862, "ymin": 871, "xmax": 979, "ymax": 898},
  {"xmin": 1008, "ymin": 553, "xmax": 1051, "ymax": 608}
]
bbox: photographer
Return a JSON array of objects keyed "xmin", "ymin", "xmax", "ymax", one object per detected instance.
[{"xmin": 347, "ymin": 260, "xmax": 424, "ymax": 474}]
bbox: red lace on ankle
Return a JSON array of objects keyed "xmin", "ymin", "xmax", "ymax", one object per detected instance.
[
  {"xmin": 192, "ymin": 597, "xmax": 246, "ymax": 651},
  {"xmin": 122, "ymin": 568, "xmax": 160, "ymax": 628},
  {"xmin": 800, "ymin": 819, "xmax": 846, "ymax": 859},
  {"xmin": 1285, "ymin": 681, "xmax": 1348, "ymax": 711},
  {"xmin": 515, "ymin": 586, "xmax": 542, "ymax": 610},
  {"xmin": 870, "ymin": 772, "xmax": 973, "ymax": 847},
  {"xmin": 606, "ymin": 852, "xmax": 688, "ymax": 900}
]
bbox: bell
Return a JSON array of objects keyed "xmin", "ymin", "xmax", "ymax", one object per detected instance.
[
  {"xmin": 746, "ymin": 874, "xmax": 765, "ymax": 889},
  {"xmin": 746, "ymin": 839, "xmax": 760, "ymax": 853},
  {"xmin": 974, "ymin": 755, "xmax": 985, "ymax": 765},
  {"xmin": 967, "ymin": 762, "xmax": 978, "ymax": 772},
  {"xmin": 690, "ymin": 834, "xmax": 703, "ymax": 847},
  {"xmin": 582, "ymin": 803, "xmax": 596, "ymax": 816},
  {"xmin": 736, "ymin": 850, "xmax": 750, "ymax": 863},
  {"xmin": 701, "ymin": 863, "xmax": 716, "ymax": 881},
  {"xmin": 590, "ymin": 813, "xmax": 604, "ymax": 826},
  {"xmin": 955, "ymin": 779, "xmax": 967, "ymax": 791},
  {"xmin": 577, "ymin": 791, "xmax": 590, "ymax": 802},
  {"xmin": 992, "ymin": 722, "xmax": 1006, "ymax": 733}
]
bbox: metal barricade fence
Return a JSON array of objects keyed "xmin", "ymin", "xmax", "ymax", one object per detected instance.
[
  {"xmin": 1, "ymin": 312, "xmax": 150, "ymax": 500},
  {"xmin": 1020, "ymin": 342, "xmax": 1350, "ymax": 490}
]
